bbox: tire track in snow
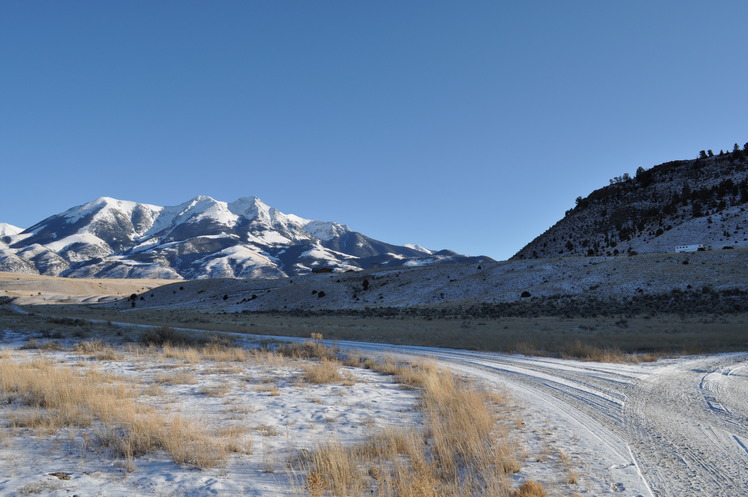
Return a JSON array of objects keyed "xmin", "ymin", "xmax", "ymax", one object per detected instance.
[{"xmin": 623, "ymin": 353, "xmax": 748, "ymax": 497}]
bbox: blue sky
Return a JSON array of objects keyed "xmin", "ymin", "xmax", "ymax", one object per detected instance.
[{"xmin": 1, "ymin": 1, "xmax": 746, "ymax": 261}]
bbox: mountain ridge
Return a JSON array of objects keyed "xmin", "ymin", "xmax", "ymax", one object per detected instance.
[{"xmin": 0, "ymin": 196, "xmax": 490, "ymax": 279}]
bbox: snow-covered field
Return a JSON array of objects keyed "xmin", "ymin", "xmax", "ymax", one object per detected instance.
[
  {"xmin": 0, "ymin": 331, "xmax": 422, "ymax": 497},
  {"xmin": 2, "ymin": 320, "xmax": 746, "ymax": 497}
]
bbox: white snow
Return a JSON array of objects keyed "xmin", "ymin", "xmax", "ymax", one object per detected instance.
[
  {"xmin": 4, "ymin": 232, "xmax": 33, "ymax": 245},
  {"xmin": 191, "ymin": 200, "xmax": 240, "ymax": 227},
  {"xmin": 5, "ymin": 194, "xmax": 453, "ymax": 279},
  {"xmin": 302, "ymin": 220, "xmax": 350, "ymax": 241},
  {"xmin": 246, "ymin": 230, "xmax": 293, "ymax": 246},
  {"xmin": 227, "ymin": 196, "xmax": 268, "ymax": 221},
  {"xmin": 0, "ymin": 223, "xmax": 23, "ymax": 237},
  {"xmin": 300, "ymin": 244, "xmax": 357, "ymax": 262},
  {"xmin": 403, "ymin": 258, "xmax": 435, "ymax": 267},
  {"xmin": 0, "ymin": 339, "xmax": 420, "ymax": 497},
  {"xmin": 43, "ymin": 232, "xmax": 109, "ymax": 252},
  {"xmin": 404, "ymin": 244, "xmax": 433, "ymax": 254},
  {"xmin": 140, "ymin": 196, "xmax": 231, "ymax": 240},
  {"xmin": 199, "ymin": 245, "xmax": 284, "ymax": 279},
  {"xmin": 61, "ymin": 197, "xmax": 162, "ymax": 232},
  {"xmin": 14, "ymin": 243, "xmax": 56, "ymax": 259}
]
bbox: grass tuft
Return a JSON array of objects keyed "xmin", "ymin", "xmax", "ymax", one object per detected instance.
[
  {"xmin": 515, "ymin": 480, "xmax": 546, "ymax": 497},
  {"xmin": 302, "ymin": 360, "xmax": 344, "ymax": 384},
  {"xmin": 0, "ymin": 356, "xmax": 225, "ymax": 468}
]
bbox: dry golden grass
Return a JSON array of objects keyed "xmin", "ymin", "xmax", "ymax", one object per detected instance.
[
  {"xmin": 297, "ymin": 357, "xmax": 522, "ymax": 496},
  {"xmin": 556, "ymin": 449, "xmax": 579, "ymax": 485},
  {"xmin": 74, "ymin": 339, "xmax": 119, "ymax": 360},
  {"xmin": 302, "ymin": 360, "xmax": 344, "ymax": 384},
  {"xmin": 306, "ymin": 441, "xmax": 365, "ymax": 496},
  {"xmin": 277, "ymin": 339, "xmax": 338, "ymax": 361},
  {"xmin": 0, "ymin": 330, "xmax": 557, "ymax": 494},
  {"xmin": 201, "ymin": 343, "xmax": 249, "ymax": 362},
  {"xmin": 197, "ymin": 384, "xmax": 232, "ymax": 397},
  {"xmin": 0, "ymin": 355, "xmax": 226, "ymax": 468},
  {"xmin": 255, "ymin": 384, "xmax": 281, "ymax": 396},
  {"xmin": 18, "ymin": 339, "xmax": 64, "ymax": 351},
  {"xmin": 256, "ymin": 424, "xmax": 279, "ymax": 437},
  {"xmin": 216, "ymin": 424, "xmax": 253, "ymax": 455},
  {"xmin": 158, "ymin": 342, "xmax": 251, "ymax": 363},
  {"xmin": 561, "ymin": 340, "xmax": 660, "ymax": 363},
  {"xmin": 566, "ymin": 468, "xmax": 579, "ymax": 484},
  {"xmin": 249, "ymin": 348, "xmax": 288, "ymax": 367},
  {"xmin": 514, "ymin": 480, "xmax": 546, "ymax": 497},
  {"xmin": 161, "ymin": 344, "xmax": 201, "ymax": 363},
  {"xmin": 154, "ymin": 370, "xmax": 197, "ymax": 385},
  {"xmin": 141, "ymin": 384, "xmax": 165, "ymax": 397}
]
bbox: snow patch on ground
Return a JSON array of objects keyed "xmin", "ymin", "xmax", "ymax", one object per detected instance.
[{"xmin": 0, "ymin": 340, "xmax": 420, "ymax": 497}]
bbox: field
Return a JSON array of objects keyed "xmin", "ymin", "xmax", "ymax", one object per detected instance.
[
  {"xmin": 1, "ymin": 268, "xmax": 747, "ymax": 496},
  {"xmin": 15, "ymin": 303, "xmax": 748, "ymax": 359},
  {"xmin": 0, "ymin": 315, "xmax": 581, "ymax": 496}
]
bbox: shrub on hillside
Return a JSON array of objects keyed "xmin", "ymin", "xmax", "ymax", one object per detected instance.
[{"xmin": 140, "ymin": 327, "xmax": 206, "ymax": 347}]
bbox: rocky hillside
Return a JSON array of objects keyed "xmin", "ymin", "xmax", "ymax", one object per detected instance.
[
  {"xmin": 0, "ymin": 196, "xmax": 489, "ymax": 279},
  {"xmin": 513, "ymin": 145, "xmax": 748, "ymax": 259}
]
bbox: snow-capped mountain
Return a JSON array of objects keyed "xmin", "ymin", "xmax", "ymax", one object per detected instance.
[
  {"xmin": 0, "ymin": 223, "xmax": 22, "ymax": 238},
  {"xmin": 0, "ymin": 196, "xmax": 490, "ymax": 279}
]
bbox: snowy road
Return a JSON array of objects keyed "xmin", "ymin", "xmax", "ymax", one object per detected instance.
[
  {"xmin": 79, "ymin": 319, "xmax": 748, "ymax": 496},
  {"xmin": 326, "ymin": 340, "xmax": 748, "ymax": 497}
]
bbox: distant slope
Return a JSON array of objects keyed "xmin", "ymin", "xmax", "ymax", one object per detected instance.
[
  {"xmin": 106, "ymin": 249, "xmax": 748, "ymax": 313},
  {"xmin": 513, "ymin": 146, "xmax": 748, "ymax": 259},
  {"xmin": 0, "ymin": 271, "xmax": 172, "ymax": 305},
  {"xmin": 0, "ymin": 196, "xmax": 491, "ymax": 279}
]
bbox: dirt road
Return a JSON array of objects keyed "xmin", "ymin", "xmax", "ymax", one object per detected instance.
[
  {"xmin": 335, "ymin": 341, "xmax": 748, "ymax": 496},
  {"xmin": 41, "ymin": 312, "xmax": 748, "ymax": 496}
]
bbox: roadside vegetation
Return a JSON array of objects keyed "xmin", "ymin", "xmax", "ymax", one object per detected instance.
[
  {"xmin": 0, "ymin": 328, "xmax": 563, "ymax": 496},
  {"xmin": 11, "ymin": 283, "xmax": 747, "ymax": 361},
  {"xmin": 293, "ymin": 356, "xmax": 525, "ymax": 496}
]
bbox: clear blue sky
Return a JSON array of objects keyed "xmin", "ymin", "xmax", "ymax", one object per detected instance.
[{"xmin": 1, "ymin": 1, "xmax": 746, "ymax": 260}]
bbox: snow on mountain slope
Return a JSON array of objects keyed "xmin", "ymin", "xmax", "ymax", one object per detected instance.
[
  {"xmin": 0, "ymin": 250, "xmax": 38, "ymax": 274},
  {"xmin": 1, "ymin": 196, "xmax": 490, "ymax": 279},
  {"xmin": 0, "ymin": 223, "xmax": 22, "ymax": 237},
  {"xmin": 405, "ymin": 244, "xmax": 433, "ymax": 254},
  {"xmin": 302, "ymin": 219, "xmax": 350, "ymax": 241}
]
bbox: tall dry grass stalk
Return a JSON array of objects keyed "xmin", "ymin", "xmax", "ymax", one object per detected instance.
[
  {"xmin": 0, "ymin": 356, "xmax": 230, "ymax": 468},
  {"xmin": 297, "ymin": 357, "xmax": 520, "ymax": 496},
  {"xmin": 159, "ymin": 342, "xmax": 250, "ymax": 363}
]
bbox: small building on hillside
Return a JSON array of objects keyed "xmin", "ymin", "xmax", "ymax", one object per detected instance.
[
  {"xmin": 311, "ymin": 267, "xmax": 334, "ymax": 274},
  {"xmin": 675, "ymin": 244, "xmax": 705, "ymax": 253}
]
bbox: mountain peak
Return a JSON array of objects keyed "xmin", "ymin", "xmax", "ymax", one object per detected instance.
[
  {"xmin": 0, "ymin": 195, "xmax": 489, "ymax": 279},
  {"xmin": 228, "ymin": 196, "xmax": 268, "ymax": 219},
  {"xmin": 0, "ymin": 223, "xmax": 23, "ymax": 237}
]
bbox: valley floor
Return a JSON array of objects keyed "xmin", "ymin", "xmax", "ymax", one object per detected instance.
[{"xmin": 1, "ymin": 307, "xmax": 747, "ymax": 496}]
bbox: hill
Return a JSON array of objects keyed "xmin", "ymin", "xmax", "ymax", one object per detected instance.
[{"xmin": 513, "ymin": 145, "xmax": 748, "ymax": 259}]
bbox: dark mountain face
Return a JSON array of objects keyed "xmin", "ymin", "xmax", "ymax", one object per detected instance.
[
  {"xmin": 513, "ymin": 149, "xmax": 748, "ymax": 260},
  {"xmin": 1, "ymin": 196, "xmax": 492, "ymax": 279}
]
